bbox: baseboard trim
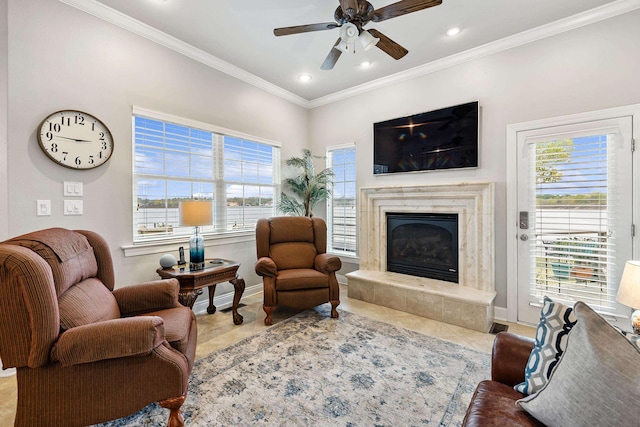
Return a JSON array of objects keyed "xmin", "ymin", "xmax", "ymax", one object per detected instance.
[
  {"xmin": 192, "ymin": 283, "xmax": 263, "ymax": 315},
  {"xmin": 493, "ymin": 306, "xmax": 508, "ymax": 322}
]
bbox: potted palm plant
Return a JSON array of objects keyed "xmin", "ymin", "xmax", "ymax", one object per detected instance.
[{"xmin": 277, "ymin": 149, "xmax": 333, "ymax": 217}]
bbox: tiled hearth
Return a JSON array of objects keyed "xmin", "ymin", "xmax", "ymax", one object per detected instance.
[{"xmin": 346, "ymin": 182, "xmax": 496, "ymax": 332}]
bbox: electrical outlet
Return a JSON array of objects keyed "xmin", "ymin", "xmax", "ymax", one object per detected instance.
[{"xmin": 37, "ymin": 200, "xmax": 51, "ymax": 216}]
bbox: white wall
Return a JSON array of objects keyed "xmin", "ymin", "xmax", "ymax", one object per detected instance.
[
  {"xmin": 0, "ymin": 0, "xmax": 7, "ymax": 240},
  {"xmin": 308, "ymin": 10, "xmax": 640, "ymax": 309},
  {"xmin": 5, "ymin": 0, "xmax": 308, "ymax": 295}
]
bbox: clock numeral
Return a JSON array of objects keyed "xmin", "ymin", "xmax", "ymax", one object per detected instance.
[
  {"xmin": 45, "ymin": 132, "xmax": 54, "ymax": 141},
  {"xmin": 61, "ymin": 117, "xmax": 71, "ymax": 127},
  {"xmin": 91, "ymin": 122, "xmax": 96, "ymax": 131},
  {"xmin": 62, "ymin": 151, "xmax": 68, "ymax": 161},
  {"xmin": 74, "ymin": 115, "xmax": 85, "ymax": 125},
  {"xmin": 88, "ymin": 156, "xmax": 94, "ymax": 165},
  {"xmin": 50, "ymin": 143, "xmax": 58, "ymax": 153},
  {"xmin": 99, "ymin": 132, "xmax": 105, "ymax": 141},
  {"xmin": 101, "ymin": 141, "xmax": 108, "ymax": 150},
  {"xmin": 49, "ymin": 123, "xmax": 61, "ymax": 133},
  {"xmin": 75, "ymin": 157, "xmax": 81, "ymax": 166},
  {"xmin": 99, "ymin": 151, "xmax": 104, "ymax": 159}
]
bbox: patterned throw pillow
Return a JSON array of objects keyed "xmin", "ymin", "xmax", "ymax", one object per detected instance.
[
  {"xmin": 514, "ymin": 296, "xmax": 577, "ymax": 395},
  {"xmin": 517, "ymin": 302, "xmax": 640, "ymax": 426}
]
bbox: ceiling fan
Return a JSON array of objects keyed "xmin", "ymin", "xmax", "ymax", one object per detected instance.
[{"xmin": 274, "ymin": 0, "xmax": 443, "ymax": 70}]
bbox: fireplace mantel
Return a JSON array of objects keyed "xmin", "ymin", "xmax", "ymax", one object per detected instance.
[{"xmin": 347, "ymin": 182, "xmax": 496, "ymax": 332}]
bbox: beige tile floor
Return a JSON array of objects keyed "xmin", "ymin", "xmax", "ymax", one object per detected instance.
[{"xmin": 0, "ymin": 285, "xmax": 535, "ymax": 425}]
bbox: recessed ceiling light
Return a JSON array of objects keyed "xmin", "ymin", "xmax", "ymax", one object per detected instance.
[
  {"xmin": 360, "ymin": 61, "xmax": 372, "ymax": 69},
  {"xmin": 446, "ymin": 27, "xmax": 461, "ymax": 37},
  {"xmin": 297, "ymin": 74, "xmax": 312, "ymax": 82}
]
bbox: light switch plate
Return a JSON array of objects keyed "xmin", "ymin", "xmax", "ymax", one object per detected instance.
[
  {"xmin": 63, "ymin": 200, "xmax": 83, "ymax": 215},
  {"xmin": 37, "ymin": 200, "xmax": 51, "ymax": 216},
  {"xmin": 63, "ymin": 181, "xmax": 83, "ymax": 197}
]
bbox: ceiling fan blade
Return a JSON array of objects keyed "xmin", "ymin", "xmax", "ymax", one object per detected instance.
[
  {"xmin": 274, "ymin": 22, "xmax": 339, "ymax": 37},
  {"xmin": 321, "ymin": 38, "xmax": 343, "ymax": 70},
  {"xmin": 368, "ymin": 29, "xmax": 408, "ymax": 60},
  {"xmin": 371, "ymin": 0, "xmax": 442, "ymax": 22}
]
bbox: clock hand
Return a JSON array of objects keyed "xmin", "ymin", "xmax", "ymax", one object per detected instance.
[{"xmin": 56, "ymin": 135, "xmax": 92, "ymax": 143}]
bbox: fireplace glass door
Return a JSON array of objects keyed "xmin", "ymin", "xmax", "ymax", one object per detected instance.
[{"xmin": 386, "ymin": 213, "xmax": 458, "ymax": 283}]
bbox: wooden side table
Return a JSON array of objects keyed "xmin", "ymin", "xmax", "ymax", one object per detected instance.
[{"xmin": 156, "ymin": 259, "xmax": 245, "ymax": 325}]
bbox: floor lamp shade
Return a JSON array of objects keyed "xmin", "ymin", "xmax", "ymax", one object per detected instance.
[
  {"xmin": 179, "ymin": 201, "xmax": 212, "ymax": 270},
  {"xmin": 617, "ymin": 260, "xmax": 640, "ymax": 333}
]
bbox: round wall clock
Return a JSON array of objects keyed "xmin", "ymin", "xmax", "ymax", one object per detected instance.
[{"xmin": 37, "ymin": 110, "xmax": 114, "ymax": 170}]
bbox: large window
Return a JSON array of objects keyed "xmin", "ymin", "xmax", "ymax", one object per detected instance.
[
  {"xmin": 133, "ymin": 108, "xmax": 280, "ymax": 243},
  {"xmin": 327, "ymin": 144, "xmax": 357, "ymax": 255}
]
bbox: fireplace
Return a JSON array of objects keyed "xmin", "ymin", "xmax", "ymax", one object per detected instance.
[
  {"xmin": 386, "ymin": 213, "xmax": 458, "ymax": 283},
  {"xmin": 347, "ymin": 183, "xmax": 496, "ymax": 332}
]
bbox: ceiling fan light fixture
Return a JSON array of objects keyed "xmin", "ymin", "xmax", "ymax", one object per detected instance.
[
  {"xmin": 359, "ymin": 30, "xmax": 379, "ymax": 51},
  {"xmin": 335, "ymin": 39, "xmax": 352, "ymax": 54},
  {"xmin": 339, "ymin": 23, "xmax": 359, "ymax": 42}
]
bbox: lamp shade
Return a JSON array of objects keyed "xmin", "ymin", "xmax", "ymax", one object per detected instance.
[
  {"xmin": 359, "ymin": 30, "xmax": 379, "ymax": 51},
  {"xmin": 616, "ymin": 260, "xmax": 640, "ymax": 309},
  {"xmin": 179, "ymin": 201, "xmax": 212, "ymax": 227}
]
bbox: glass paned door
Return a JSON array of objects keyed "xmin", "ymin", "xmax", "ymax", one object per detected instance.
[{"xmin": 516, "ymin": 118, "xmax": 633, "ymax": 324}]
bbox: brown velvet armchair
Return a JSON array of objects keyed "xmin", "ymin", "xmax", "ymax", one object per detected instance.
[
  {"xmin": 0, "ymin": 228, "xmax": 197, "ymax": 427},
  {"xmin": 255, "ymin": 216, "xmax": 341, "ymax": 325}
]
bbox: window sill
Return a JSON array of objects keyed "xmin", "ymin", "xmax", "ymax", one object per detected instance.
[{"xmin": 121, "ymin": 231, "xmax": 255, "ymax": 257}]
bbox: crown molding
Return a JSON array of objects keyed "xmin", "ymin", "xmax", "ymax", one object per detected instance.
[
  {"xmin": 60, "ymin": 0, "xmax": 640, "ymax": 110},
  {"xmin": 308, "ymin": 0, "xmax": 640, "ymax": 108},
  {"xmin": 58, "ymin": 0, "xmax": 309, "ymax": 108}
]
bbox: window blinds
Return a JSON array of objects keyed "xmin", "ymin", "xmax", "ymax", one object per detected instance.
[
  {"xmin": 327, "ymin": 146, "xmax": 357, "ymax": 255},
  {"xmin": 528, "ymin": 133, "xmax": 618, "ymax": 312}
]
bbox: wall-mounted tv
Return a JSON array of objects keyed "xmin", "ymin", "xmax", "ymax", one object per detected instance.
[{"xmin": 373, "ymin": 101, "xmax": 479, "ymax": 174}]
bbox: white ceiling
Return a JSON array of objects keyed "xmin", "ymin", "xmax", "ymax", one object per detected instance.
[{"xmin": 67, "ymin": 0, "xmax": 634, "ymax": 105}]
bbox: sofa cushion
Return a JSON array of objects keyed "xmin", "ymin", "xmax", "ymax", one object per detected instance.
[
  {"xmin": 275, "ymin": 268, "xmax": 328, "ymax": 291},
  {"xmin": 463, "ymin": 380, "xmax": 544, "ymax": 427},
  {"xmin": 517, "ymin": 302, "xmax": 640, "ymax": 426},
  {"xmin": 514, "ymin": 296, "xmax": 576, "ymax": 395},
  {"xmin": 141, "ymin": 306, "xmax": 193, "ymax": 356},
  {"xmin": 269, "ymin": 242, "xmax": 317, "ymax": 270},
  {"xmin": 58, "ymin": 278, "xmax": 121, "ymax": 331},
  {"xmin": 8, "ymin": 228, "xmax": 98, "ymax": 297}
]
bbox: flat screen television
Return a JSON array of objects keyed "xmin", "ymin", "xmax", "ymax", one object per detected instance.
[{"xmin": 373, "ymin": 101, "xmax": 479, "ymax": 174}]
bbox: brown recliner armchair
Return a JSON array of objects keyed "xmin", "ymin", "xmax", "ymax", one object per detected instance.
[
  {"xmin": 255, "ymin": 216, "xmax": 341, "ymax": 325},
  {"xmin": 0, "ymin": 228, "xmax": 197, "ymax": 427}
]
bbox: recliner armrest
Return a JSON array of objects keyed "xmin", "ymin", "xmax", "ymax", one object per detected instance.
[
  {"xmin": 491, "ymin": 331, "xmax": 535, "ymax": 386},
  {"xmin": 51, "ymin": 316, "xmax": 165, "ymax": 366},
  {"xmin": 255, "ymin": 257, "xmax": 277, "ymax": 277},
  {"xmin": 113, "ymin": 279, "xmax": 181, "ymax": 315},
  {"xmin": 315, "ymin": 253, "xmax": 342, "ymax": 273}
]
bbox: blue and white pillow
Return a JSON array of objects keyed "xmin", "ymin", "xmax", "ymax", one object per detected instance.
[{"xmin": 514, "ymin": 296, "xmax": 577, "ymax": 395}]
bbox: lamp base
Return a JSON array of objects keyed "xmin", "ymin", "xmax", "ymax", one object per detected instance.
[
  {"xmin": 631, "ymin": 309, "xmax": 640, "ymax": 335},
  {"xmin": 189, "ymin": 230, "xmax": 205, "ymax": 271}
]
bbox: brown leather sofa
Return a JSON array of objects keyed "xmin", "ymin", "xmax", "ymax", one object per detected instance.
[
  {"xmin": 255, "ymin": 216, "xmax": 341, "ymax": 325},
  {"xmin": 462, "ymin": 332, "xmax": 544, "ymax": 427},
  {"xmin": 0, "ymin": 228, "xmax": 197, "ymax": 427}
]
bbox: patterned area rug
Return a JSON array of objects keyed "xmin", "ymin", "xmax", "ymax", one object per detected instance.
[{"xmin": 96, "ymin": 308, "xmax": 490, "ymax": 426}]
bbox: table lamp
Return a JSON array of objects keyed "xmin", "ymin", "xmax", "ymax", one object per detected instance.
[
  {"xmin": 616, "ymin": 260, "xmax": 640, "ymax": 334},
  {"xmin": 179, "ymin": 200, "xmax": 212, "ymax": 270}
]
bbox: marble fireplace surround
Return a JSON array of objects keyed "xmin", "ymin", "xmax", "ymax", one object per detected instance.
[{"xmin": 346, "ymin": 182, "xmax": 496, "ymax": 332}]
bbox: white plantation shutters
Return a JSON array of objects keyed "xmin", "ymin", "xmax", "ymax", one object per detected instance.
[
  {"xmin": 526, "ymin": 124, "xmax": 630, "ymax": 315},
  {"xmin": 133, "ymin": 109, "xmax": 280, "ymax": 243}
]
